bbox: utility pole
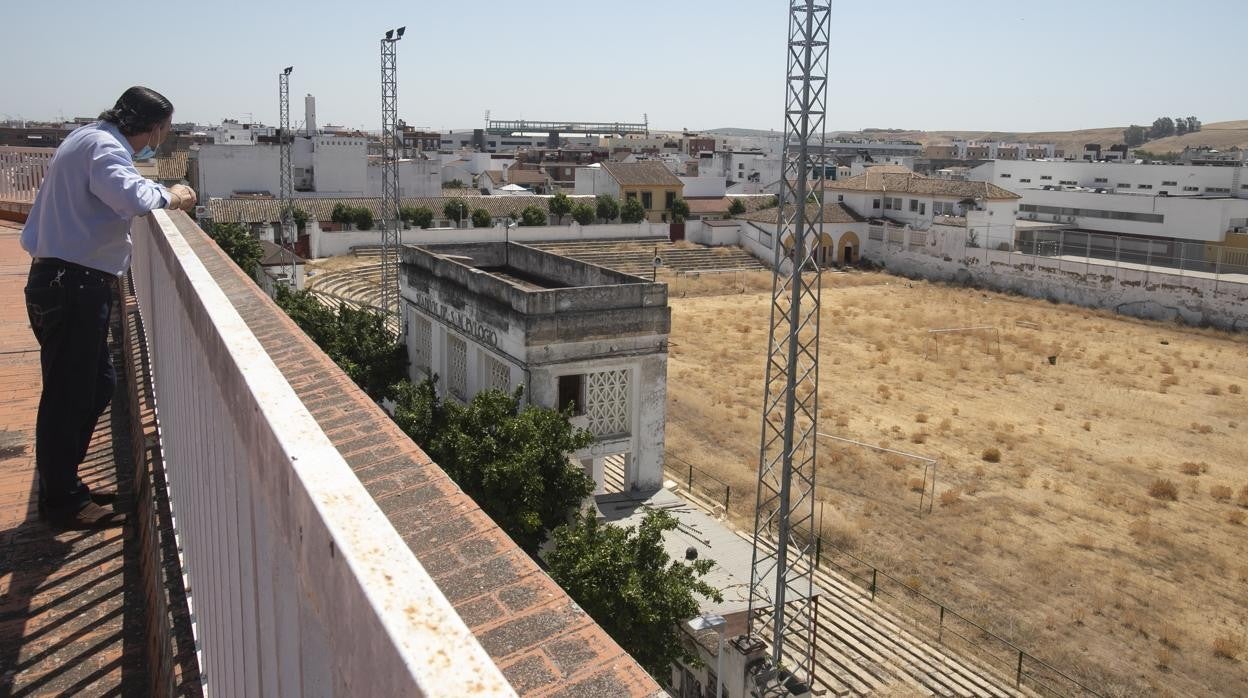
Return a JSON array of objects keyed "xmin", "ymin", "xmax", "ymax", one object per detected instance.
[
  {"xmin": 745, "ymin": 1, "xmax": 829, "ymax": 695},
  {"xmin": 379, "ymin": 26, "xmax": 405, "ymax": 322},
  {"xmin": 278, "ymin": 66, "xmax": 296, "ymax": 288}
]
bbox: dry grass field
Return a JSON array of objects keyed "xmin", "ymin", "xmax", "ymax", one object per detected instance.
[{"xmin": 664, "ymin": 270, "xmax": 1248, "ymax": 697}]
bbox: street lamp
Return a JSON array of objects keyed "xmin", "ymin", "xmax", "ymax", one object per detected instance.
[{"xmin": 687, "ymin": 613, "xmax": 726, "ymax": 698}]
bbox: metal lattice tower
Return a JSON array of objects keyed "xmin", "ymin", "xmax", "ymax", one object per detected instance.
[
  {"xmin": 745, "ymin": 2, "xmax": 829, "ymax": 695},
  {"xmin": 278, "ymin": 66, "xmax": 296, "ymax": 286},
  {"xmin": 379, "ymin": 27, "xmax": 404, "ymax": 319}
]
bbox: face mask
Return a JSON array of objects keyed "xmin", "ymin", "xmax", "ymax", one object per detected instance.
[{"xmin": 134, "ymin": 123, "xmax": 167, "ymax": 161}]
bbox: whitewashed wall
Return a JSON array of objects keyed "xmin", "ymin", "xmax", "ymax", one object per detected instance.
[
  {"xmin": 867, "ymin": 229, "xmax": 1248, "ymax": 330},
  {"xmin": 310, "ymin": 221, "xmax": 670, "ymax": 258},
  {"xmin": 130, "ymin": 210, "xmax": 516, "ymax": 697}
]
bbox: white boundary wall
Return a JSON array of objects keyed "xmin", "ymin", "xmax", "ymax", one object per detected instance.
[
  {"xmin": 131, "ymin": 210, "xmax": 516, "ymax": 697},
  {"xmin": 310, "ymin": 220, "xmax": 670, "ymax": 258},
  {"xmin": 865, "ymin": 229, "xmax": 1248, "ymax": 330}
]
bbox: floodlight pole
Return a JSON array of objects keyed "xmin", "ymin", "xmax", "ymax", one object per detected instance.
[
  {"xmin": 380, "ymin": 27, "xmax": 405, "ymax": 324},
  {"xmin": 279, "ymin": 66, "xmax": 296, "ymax": 288}
]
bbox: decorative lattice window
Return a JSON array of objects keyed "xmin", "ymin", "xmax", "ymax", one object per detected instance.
[
  {"xmin": 410, "ymin": 312, "xmax": 432, "ymax": 375},
  {"xmin": 586, "ymin": 369, "xmax": 629, "ymax": 437},
  {"xmin": 446, "ymin": 334, "xmax": 467, "ymax": 400},
  {"xmin": 484, "ymin": 353, "xmax": 510, "ymax": 393}
]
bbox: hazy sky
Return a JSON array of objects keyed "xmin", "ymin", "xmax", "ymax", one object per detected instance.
[{"xmin": 2, "ymin": 0, "xmax": 1244, "ymax": 134}]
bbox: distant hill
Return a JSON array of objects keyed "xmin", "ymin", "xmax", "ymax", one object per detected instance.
[
  {"xmin": 705, "ymin": 121, "xmax": 1248, "ymax": 156},
  {"xmin": 1131, "ymin": 120, "xmax": 1248, "ymax": 155}
]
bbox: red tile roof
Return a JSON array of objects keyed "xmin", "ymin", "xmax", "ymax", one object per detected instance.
[
  {"xmin": 506, "ymin": 168, "xmax": 551, "ymax": 185},
  {"xmin": 601, "ymin": 162, "xmax": 682, "ymax": 187}
]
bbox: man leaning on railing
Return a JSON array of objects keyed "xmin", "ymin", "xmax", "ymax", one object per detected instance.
[{"xmin": 20, "ymin": 86, "xmax": 197, "ymax": 529}]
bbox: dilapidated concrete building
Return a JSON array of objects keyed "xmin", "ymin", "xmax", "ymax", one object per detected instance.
[{"xmin": 400, "ymin": 242, "xmax": 670, "ymax": 492}]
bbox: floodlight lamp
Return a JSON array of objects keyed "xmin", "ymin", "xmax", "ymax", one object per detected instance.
[
  {"xmin": 396, "ymin": 26, "xmax": 406, "ymax": 38},
  {"xmin": 385, "ymin": 29, "xmax": 393, "ymax": 40},
  {"xmin": 284, "ymin": 66, "xmax": 293, "ymax": 75}
]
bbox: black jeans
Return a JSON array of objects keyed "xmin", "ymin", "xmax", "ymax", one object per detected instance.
[{"xmin": 24, "ymin": 259, "xmax": 118, "ymax": 513}]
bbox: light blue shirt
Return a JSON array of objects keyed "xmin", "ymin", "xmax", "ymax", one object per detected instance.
[{"xmin": 21, "ymin": 121, "xmax": 170, "ymax": 275}]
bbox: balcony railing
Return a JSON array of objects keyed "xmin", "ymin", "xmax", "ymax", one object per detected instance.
[
  {"xmin": 0, "ymin": 146, "xmax": 53, "ymax": 202},
  {"xmin": 130, "ymin": 209, "xmax": 515, "ymax": 696}
]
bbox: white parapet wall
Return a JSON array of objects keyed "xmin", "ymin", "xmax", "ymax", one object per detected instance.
[
  {"xmin": 309, "ymin": 220, "xmax": 670, "ymax": 258},
  {"xmin": 130, "ymin": 210, "xmax": 516, "ymax": 697}
]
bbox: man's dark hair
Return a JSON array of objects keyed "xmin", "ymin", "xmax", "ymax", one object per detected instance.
[{"xmin": 98, "ymin": 86, "xmax": 174, "ymax": 136}]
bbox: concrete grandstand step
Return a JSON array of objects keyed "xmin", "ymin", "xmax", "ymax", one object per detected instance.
[{"xmin": 745, "ymin": 531, "xmax": 1026, "ymax": 698}]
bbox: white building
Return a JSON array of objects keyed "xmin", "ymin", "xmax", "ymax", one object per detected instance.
[
  {"xmin": 195, "ymin": 133, "xmax": 446, "ymax": 200},
  {"xmin": 677, "ymin": 175, "xmax": 727, "ymax": 199},
  {"xmin": 828, "ymin": 165, "xmax": 1021, "ymax": 231},
  {"xmin": 1180, "ymin": 146, "xmax": 1247, "ymax": 166},
  {"xmin": 203, "ymin": 120, "xmax": 276, "ymax": 145},
  {"xmin": 970, "ymin": 160, "xmax": 1248, "ymax": 245},
  {"xmin": 401, "ymin": 242, "xmax": 671, "ymax": 493},
  {"xmin": 819, "ymin": 139, "xmax": 923, "ymax": 160},
  {"xmin": 365, "ymin": 157, "xmax": 441, "ymax": 198},
  {"xmin": 952, "ymin": 139, "xmax": 1059, "ymax": 160},
  {"xmin": 972, "ymin": 159, "xmax": 1247, "ymax": 199},
  {"xmin": 254, "ymin": 240, "xmax": 306, "ymax": 295},
  {"xmin": 573, "ymin": 163, "xmax": 619, "ymax": 198},
  {"xmin": 696, "ymin": 149, "xmax": 784, "ymax": 195},
  {"xmin": 688, "ymin": 165, "xmax": 1022, "ymax": 270},
  {"xmin": 438, "ymin": 129, "xmax": 599, "ymax": 152}
]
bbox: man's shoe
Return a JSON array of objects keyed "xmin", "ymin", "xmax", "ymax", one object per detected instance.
[
  {"xmin": 90, "ymin": 491, "xmax": 119, "ymax": 505},
  {"xmin": 46, "ymin": 501, "xmax": 125, "ymax": 530}
]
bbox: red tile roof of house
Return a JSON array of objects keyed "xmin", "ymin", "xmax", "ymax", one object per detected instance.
[{"xmin": 601, "ymin": 162, "xmax": 682, "ymax": 187}]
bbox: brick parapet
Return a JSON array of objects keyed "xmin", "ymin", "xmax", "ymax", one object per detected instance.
[{"xmin": 165, "ymin": 212, "xmax": 661, "ymax": 697}]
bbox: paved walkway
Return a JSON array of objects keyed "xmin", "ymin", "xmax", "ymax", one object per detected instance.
[{"xmin": 0, "ymin": 220, "xmax": 147, "ymax": 696}]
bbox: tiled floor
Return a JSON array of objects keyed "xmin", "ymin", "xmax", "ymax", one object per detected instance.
[{"xmin": 0, "ymin": 220, "xmax": 147, "ymax": 696}]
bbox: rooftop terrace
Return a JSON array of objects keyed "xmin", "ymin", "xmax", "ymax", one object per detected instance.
[{"xmin": 0, "ymin": 146, "xmax": 662, "ymax": 697}]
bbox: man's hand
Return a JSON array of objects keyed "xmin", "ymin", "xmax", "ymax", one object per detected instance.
[{"xmin": 167, "ymin": 184, "xmax": 198, "ymax": 212}]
